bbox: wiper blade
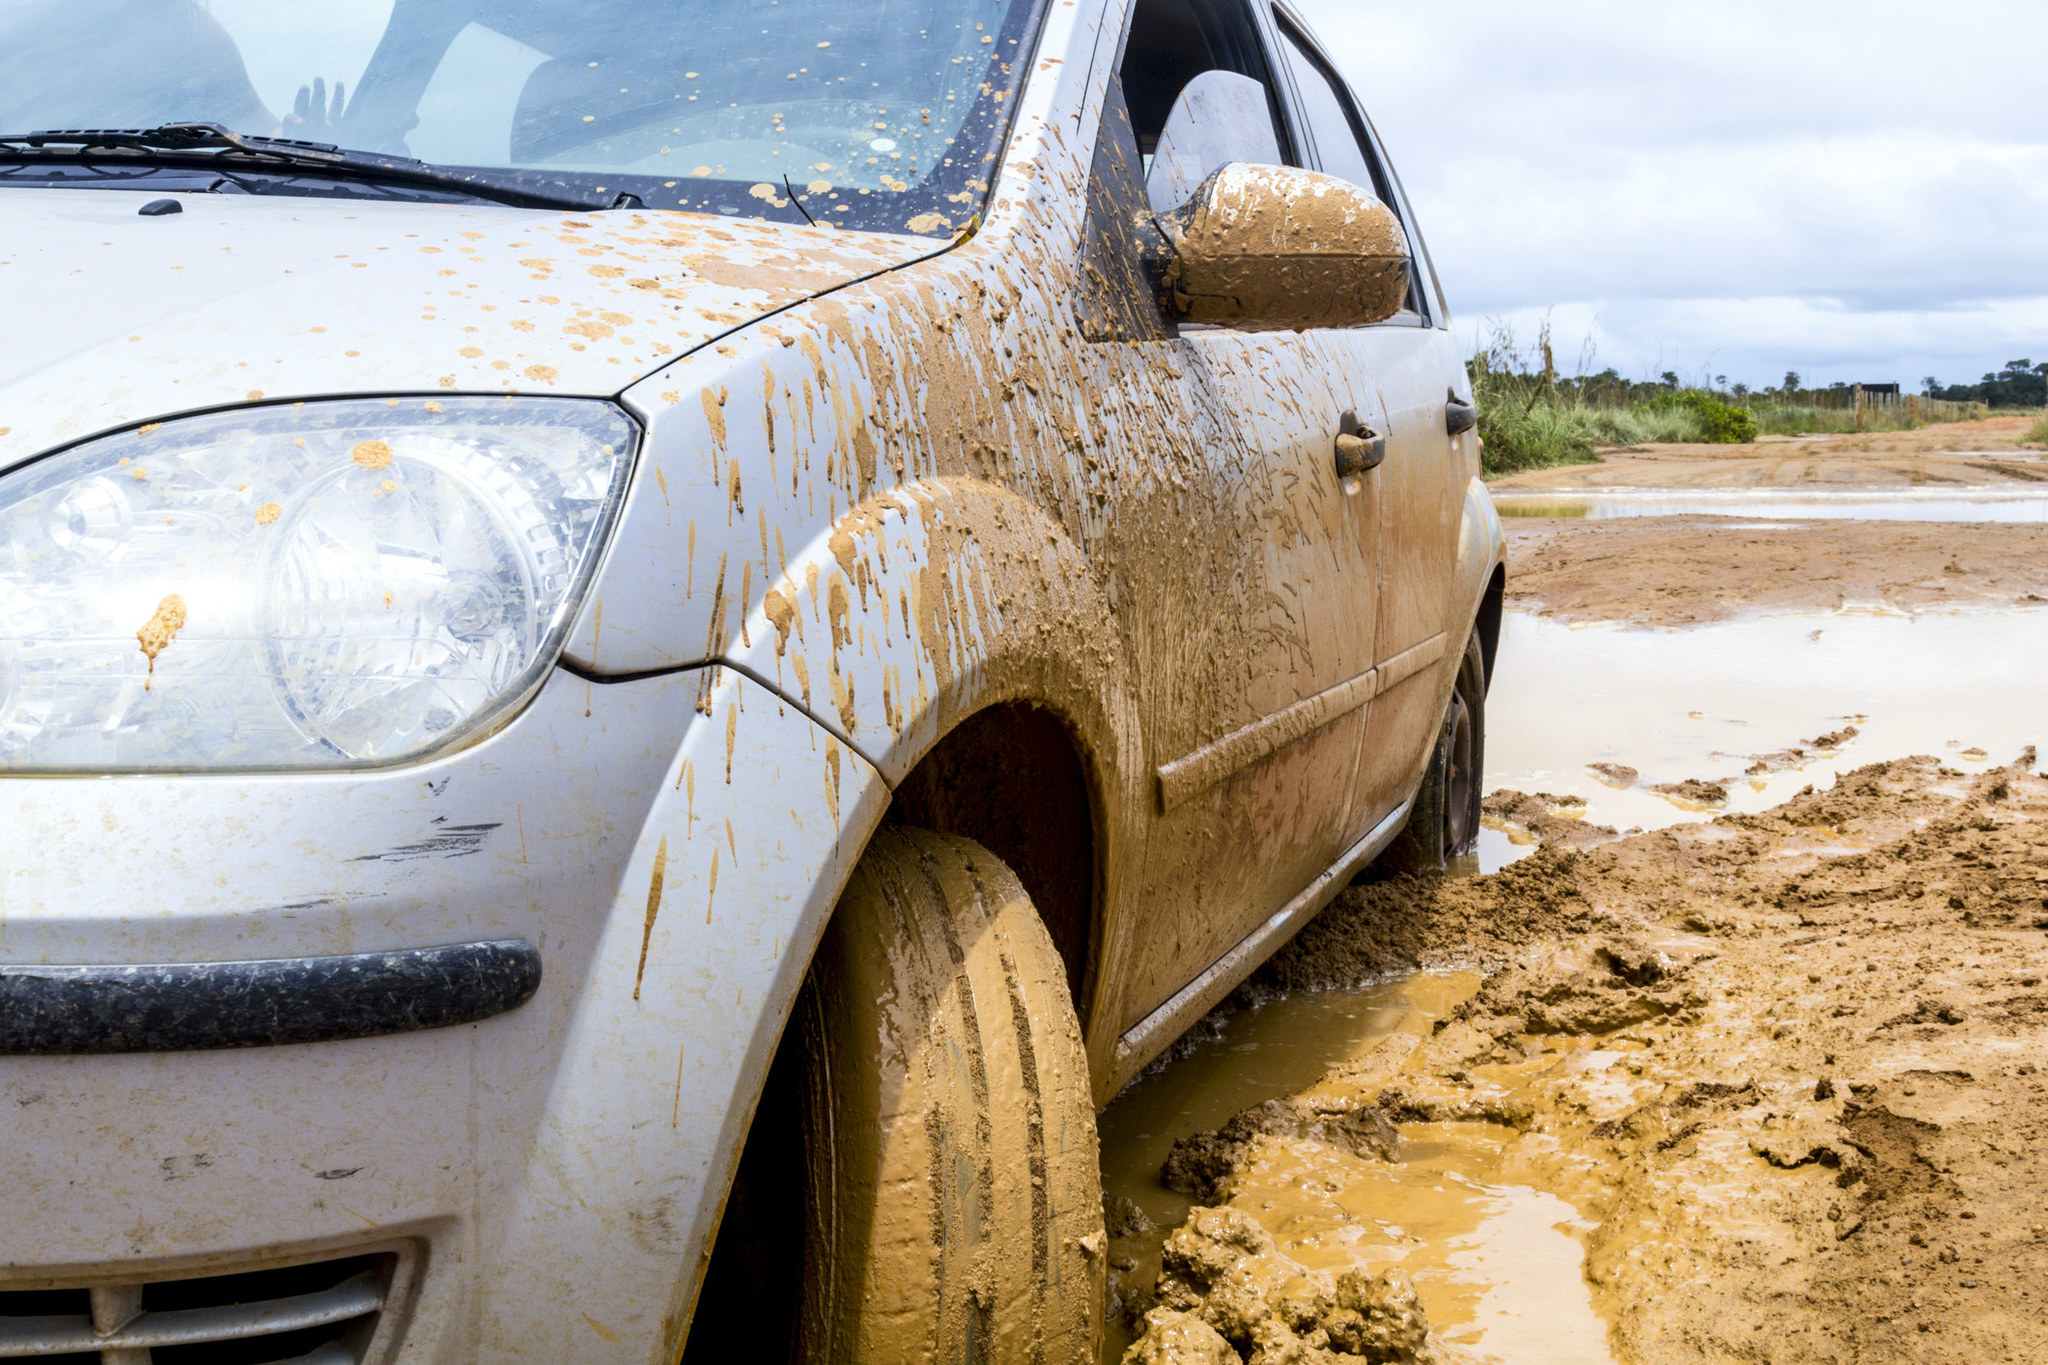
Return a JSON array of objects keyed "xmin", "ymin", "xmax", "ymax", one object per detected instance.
[{"xmin": 0, "ymin": 122, "xmax": 618, "ymax": 212}]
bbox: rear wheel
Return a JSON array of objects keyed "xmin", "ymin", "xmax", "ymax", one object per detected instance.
[
  {"xmin": 1385, "ymin": 631, "xmax": 1486, "ymax": 873},
  {"xmin": 684, "ymin": 828, "xmax": 1104, "ymax": 1365}
]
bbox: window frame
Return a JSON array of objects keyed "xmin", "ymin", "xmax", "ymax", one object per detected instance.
[
  {"xmin": 1262, "ymin": 3, "xmax": 1448, "ymax": 329},
  {"xmin": 1112, "ymin": 0, "xmax": 1301, "ymax": 169}
]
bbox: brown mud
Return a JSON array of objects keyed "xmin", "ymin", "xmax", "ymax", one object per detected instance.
[
  {"xmin": 1501, "ymin": 516, "xmax": 2048, "ymax": 628},
  {"xmin": 1491, "ymin": 416, "xmax": 2048, "ymax": 493},
  {"xmin": 1115, "ymin": 752, "xmax": 2048, "ymax": 1363},
  {"xmin": 1489, "ymin": 419, "xmax": 2048, "ymax": 628}
]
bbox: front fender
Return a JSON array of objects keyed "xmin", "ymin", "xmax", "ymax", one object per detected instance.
[
  {"xmin": 483, "ymin": 667, "xmax": 890, "ymax": 1364},
  {"xmin": 718, "ymin": 476, "xmax": 1148, "ymax": 1086}
]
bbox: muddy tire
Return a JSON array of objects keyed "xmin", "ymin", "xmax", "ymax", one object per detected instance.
[
  {"xmin": 685, "ymin": 829, "xmax": 1104, "ymax": 1365},
  {"xmin": 1384, "ymin": 631, "xmax": 1486, "ymax": 873}
]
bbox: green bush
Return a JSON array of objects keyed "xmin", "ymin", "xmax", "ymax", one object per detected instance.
[
  {"xmin": 1654, "ymin": 389, "xmax": 1758, "ymax": 444},
  {"xmin": 1473, "ymin": 392, "xmax": 1599, "ymax": 475}
]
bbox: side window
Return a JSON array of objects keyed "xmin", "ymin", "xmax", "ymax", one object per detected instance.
[
  {"xmin": 1272, "ymin": 21, "xmax": 1393, "ymax": 205},
  {"xmin": 1119, "ymin": 0, "xmax": 1292, "ymax": 214},
  {"xmin": 1273, "ymin": 18, "xmax": 1428, "ymax": 322}
]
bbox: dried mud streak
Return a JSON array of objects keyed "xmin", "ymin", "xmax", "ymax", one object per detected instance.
[
  {"xmin": 1502, "ymin": 516, "xmax": 2048, "ymax": 628},
  {"xmin": 1158, "ymin": 754, "xmax": 2048, "ymax": 1364}
]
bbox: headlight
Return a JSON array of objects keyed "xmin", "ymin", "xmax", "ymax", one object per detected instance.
[{"xmin": 0, "ymin": 398, "xmax": 635, "ymax": 772}]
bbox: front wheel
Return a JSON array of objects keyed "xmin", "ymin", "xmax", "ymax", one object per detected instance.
[
  {"xmin": 1385, "ymin": 631, "xmax": 1486, "ymax": 873},
  {"xmin": 684, "ymin": 828, "xmax": 1104, "ymax": 1364}
]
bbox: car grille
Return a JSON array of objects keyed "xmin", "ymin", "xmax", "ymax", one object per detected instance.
[{"xmin": 0, "ymin": 1246, "xmax": 415, "ymax": 1365}]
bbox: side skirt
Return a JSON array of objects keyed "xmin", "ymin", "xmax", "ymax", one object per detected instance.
[{"xmin": 1106, "ymin": 798, "xmax": 1413, "ymax": 1096}]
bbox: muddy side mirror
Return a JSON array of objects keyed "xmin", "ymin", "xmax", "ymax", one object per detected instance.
[{"xmin": 1158, "ymin": 163, "xmax": 1411, "ymax": 332}]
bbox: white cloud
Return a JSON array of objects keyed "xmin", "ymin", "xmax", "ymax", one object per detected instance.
[{"xmin": 1292, "ymin": 0, "xmax": 2048, "ymax": 388}]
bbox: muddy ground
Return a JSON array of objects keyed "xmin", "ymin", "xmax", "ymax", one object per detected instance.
[
  {"xmin": 1490, "ymin": 415, "xmax": 2048, "ymax": 493},
  {"xmin": 1491, "ymin": 418, "xmax": 2048, "ymax": 628},
  {"xmin": 1117, "ymin": 753, "xmax": 2048, "ymax": 1364},
  {"xmin": 1111, "ymin": 421, "xmax": 2047, "ymax": 1363},
  {"xmin": 1501, "ymin": 516, "xmax": 2048, "ymax": 628}
]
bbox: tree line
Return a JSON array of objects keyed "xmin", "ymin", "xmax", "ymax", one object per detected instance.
[{"xmin": 1923, "ymin": 359, "xmax": 2047, "ymax": 408}]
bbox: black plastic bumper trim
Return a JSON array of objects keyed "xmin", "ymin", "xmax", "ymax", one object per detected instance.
[{"xmin": 0, "ymin": 939, "xmax": 541, "ymax": 1054}]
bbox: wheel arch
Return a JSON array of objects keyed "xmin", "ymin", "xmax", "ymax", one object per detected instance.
[
  {"xmin": 717, "ymin": 474, "xmax": 1145, "ymax": 1044},
  {"xmin": 1457, "ymin": 474, "xmax": 1509, "ymax": 692}
]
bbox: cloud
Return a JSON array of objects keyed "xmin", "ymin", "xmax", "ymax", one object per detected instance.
[{"xmin": 1293, "ymin": 0, "xmax": 2048, "ymax": 386}]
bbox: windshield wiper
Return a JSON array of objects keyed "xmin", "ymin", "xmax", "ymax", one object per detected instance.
[{"xmin": 0, "ymin": 122, "xmax": 620, "ymax": 212}]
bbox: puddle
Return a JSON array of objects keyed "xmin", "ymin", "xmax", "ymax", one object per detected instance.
[
  {"xmin": 1097, "ymin": 972, "xmax": 1618, "ymax": 1364},
  {"xmin": 1491, "ymin": 488, "xmax": 2048, "ymax": 522},
  {"xmin": 1098, "ymin": 593, "xmax": 2042, "ymax": 1361},
  {"xmin": 1479, "ymin": 607, "xmax": 2048, "ymax": 869}
]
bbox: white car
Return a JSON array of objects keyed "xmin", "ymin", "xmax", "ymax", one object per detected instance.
[{"xmin": 0, "ymin": 1, "xmax": 1502, "ymax": 1361}]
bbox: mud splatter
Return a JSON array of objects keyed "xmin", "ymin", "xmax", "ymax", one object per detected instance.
[
  {"xmin": 135, "ymin": 593, "xmax": 187, "ymax": 689},
  {"xmin": 633, "ymin": 835, "xmax": 667, "ymax": 1001},
  {"xmin": 350, "ymin": 439, "xmax": 393, "ymax": 470}
]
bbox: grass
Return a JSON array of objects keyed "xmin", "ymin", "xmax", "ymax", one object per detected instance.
[
  {"xmin": 2024, "ymin": 412, "xmax": 2048, "ymax": 445},
  {"xmin": 1467, "ymin": 318, "xmax": 2000, "ymax": 477},
  {"xmin": 1472, "ymin": 370, "xmax": 1748, "ymax": 476},
  {"xmin": 1748, "ymin": 396, "xmax": 1987, "ymax": 436}
]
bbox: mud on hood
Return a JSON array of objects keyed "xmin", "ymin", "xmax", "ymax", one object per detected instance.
[{"xmin": 0, "ymin": 189, "xmax": 934, "ymax": 468}]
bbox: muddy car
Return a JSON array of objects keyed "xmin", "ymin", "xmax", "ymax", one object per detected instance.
[{"xmin": 0, "ymin": 0, "xmax": 1501, "ymax": 1361}]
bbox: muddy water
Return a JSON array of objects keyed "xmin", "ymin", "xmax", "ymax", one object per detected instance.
[
  {"xmin": 1491, "ymin": 488, "xmax": 2048, "ymax": 522},
  {"xmin": 1477, "ymin": 606, "xmax": 2048, "ymax": 870},
  {"xmin": 1097, "ymin": 971, "xmax": 1619, "ymax": 1364},
  {"xmin": 1101, "ymin": 595, "xmax": 2044, "ymax": 1361}
]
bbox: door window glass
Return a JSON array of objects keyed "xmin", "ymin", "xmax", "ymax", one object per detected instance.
[{"xmin": 1273, "ymin": 20, "xmax": 1391, "ymax": 202}]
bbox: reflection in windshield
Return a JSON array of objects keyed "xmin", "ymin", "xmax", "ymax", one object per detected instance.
[{"xmin": 0, "ymin": 0, "xmax": 1047, "ymax": 236}]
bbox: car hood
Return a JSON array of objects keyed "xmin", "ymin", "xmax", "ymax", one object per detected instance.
[{"xmin": 0, "ymin": 189, "xmax": 935, "ymax": 469}]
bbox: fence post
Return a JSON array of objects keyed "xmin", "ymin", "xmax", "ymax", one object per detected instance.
[{"xmin": 1854, "ymin": 383, "xmax": 1864, "ymax": 431}]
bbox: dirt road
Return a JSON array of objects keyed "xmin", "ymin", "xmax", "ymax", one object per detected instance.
[
  {"xmin": 1501, "ymin": 516, "xmax": 2048, "ymax": 627},
  {"xmin": 1491, "ymin": 417, "xmax": 2048, "ymax": 628},
  {"xmin": 1119, "ymin": 755, "xmax": 2048, "ymax": 1364},
  {"xmin": 1490, "ymin": 415, "xmax": 2048, "ymax": 493}
]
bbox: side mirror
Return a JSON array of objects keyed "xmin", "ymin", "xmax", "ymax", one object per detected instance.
[{"xmin": 1158, "ymin": 163, "xmax": 1412, "ymax": 332}]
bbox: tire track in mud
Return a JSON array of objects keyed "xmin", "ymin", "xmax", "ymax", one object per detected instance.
[{"xmin": 1111, "ymin": 752, "xmax": 2048, "ymax": 1364}]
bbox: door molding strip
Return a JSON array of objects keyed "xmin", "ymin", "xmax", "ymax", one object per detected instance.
[{"xmin": 1154, "ymin": 632, "xmax": 1446, "ymax": 812}]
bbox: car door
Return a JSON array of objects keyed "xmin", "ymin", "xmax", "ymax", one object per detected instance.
[
  {"xmin": 1077, "ymin": 0, "xmax": 1388, "ymax": 1036},
  {"xmin": 1268, "ymin": 6, "xmax": 1472, "ymax": 830}
]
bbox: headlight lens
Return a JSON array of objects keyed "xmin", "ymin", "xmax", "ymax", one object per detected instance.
[{"xmin": 0, "ymin": 398, "xmax": 636, "ymax": 772}]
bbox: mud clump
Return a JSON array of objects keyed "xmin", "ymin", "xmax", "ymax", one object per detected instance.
[
  {"xmin": 1448, "ymin": 934, "xmax": 1708, "ymax": 1037},
  {"xmin": 1649, "ymin": 777, "xmax": 1728, "ymax": 806},
  {"xmin": 1161, "ymin": 1098, "xmax": 1399, "ymax": 1202},
  {"xmin": 1479, "ymin": 789, "xmax": 1618, "ymax": 850},
  {"xmin": 1126, "ymin": 1207, "xmax": 1440, "ymax": 1365},
  {"xmin": 1747, "ymin": 725, "xmax": 1861, "ymax": 774},
  {"xmin": 1137, "ymin": 751, "xmax": 2048, "ymax": 1362},
  {"xmin": 1247, "ymin": 844, "xmax": 1612, "ymax": 996},
  {"xmin": 1587, "ymin": 761, "xmax": 1638, "ymax": 787}
]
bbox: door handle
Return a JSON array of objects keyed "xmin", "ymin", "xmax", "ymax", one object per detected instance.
[
  {"xmin": 1335, "ymin": 411, "xmax": 1386, "ymax": 477},
  {"xmin": 1445, "ymin": 392, "xmax": 1478, "ymax": 437}
]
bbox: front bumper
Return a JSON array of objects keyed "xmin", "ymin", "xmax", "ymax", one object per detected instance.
[{"xmin": 0, "ymin": 665, "xmax": 885, "ymax": 1362}]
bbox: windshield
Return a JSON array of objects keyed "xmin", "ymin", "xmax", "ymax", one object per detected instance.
[{"xmin": 0, "ymin": 0, "xmax": 1047, "ymax": 235}]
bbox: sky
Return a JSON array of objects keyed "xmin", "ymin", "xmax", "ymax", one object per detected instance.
[{"xmin": 1292, "ymin": 0, "xmax": 2048, "ymax": 391}]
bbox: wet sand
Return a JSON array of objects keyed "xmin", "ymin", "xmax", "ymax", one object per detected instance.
[
  {"xmin": 1115, "ymin": 754, "xmax": 2048, "ymax": 1364},
  {"xmin": 1491, "ymin": 415, "xmax": 2048, "ymax": 493},
  {"xmin": 1488, "ymin": 418, "xmax": 2048, "ymax": 628},
  {"xmin": 1501, "ymin": 516, "xmax": 2048, "ymax": 628}
]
